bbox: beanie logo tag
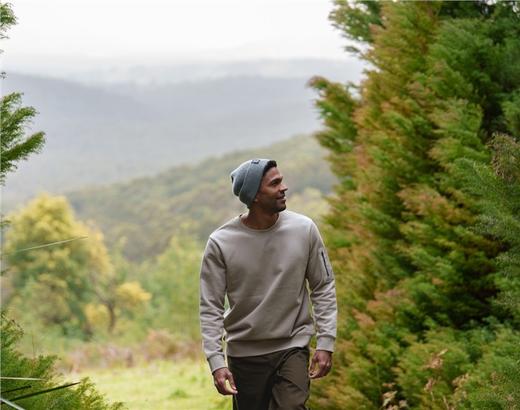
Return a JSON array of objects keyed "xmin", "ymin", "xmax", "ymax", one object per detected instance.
[{"xmin": 251, "ymin": 159, "xmax": 260, "ymax": 164}]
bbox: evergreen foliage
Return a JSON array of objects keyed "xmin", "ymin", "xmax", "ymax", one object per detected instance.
[
  {"xmin": 0, "ymin": 2, "xmax": 16, "ymax": 40},
  {"xmin": 0, "ymin": 2, "xmax": 44, "ymax": 186},
  {"xmin": 0, "ymin": 92, "xmax": 45, "ymax": 185},
  {"xmin": 1, "ymin": 312, "xmax": 124, "ymax": 409},
  {"xmin": 452, "ymin": 134, "xmax": 520, "ymax": 407},
  {"xmin": 0, "ymin": 3, "xmax": 45, "ymax": 223},
  {"xmin": 310, "ymin": 1, "xmax": 520, "ymax": 408},
  {"xmin": 458, "ymin": 135, "xmax": 520, "ymax": 324}
]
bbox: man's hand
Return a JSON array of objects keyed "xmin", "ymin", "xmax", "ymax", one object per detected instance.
[
  {"xmin": 309, "ymin": 350, "xmax": 333, "ymax": 379},
  {"xmin": 212, "ymin": 367, "xmax": 238, "ymax": 395}
]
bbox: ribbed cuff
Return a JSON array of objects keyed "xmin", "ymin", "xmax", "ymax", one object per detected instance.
[
  {"xmin": 208, "ymin": 355, "xmax": 227, "ymax": 373},
  {"xmin": 316, "ymin": 335, "xmax": 335, "ymax": 352}
]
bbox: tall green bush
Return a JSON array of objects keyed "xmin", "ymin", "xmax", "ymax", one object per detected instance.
[
  {"xmin": 1, "ymin": 313, "xmax": 124, "ymax": 409},
  {"xmin": 309, "ymin": 2, "xmax": 520, "ymax": 408},
  {"xmin": 453, "ymin": 134, "xmax": 520, "ymax": 407}
]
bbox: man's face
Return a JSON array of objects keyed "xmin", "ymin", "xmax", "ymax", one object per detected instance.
[{"xmin": 254, "ymin": 166, "xmax": 288, "ymax": 213}]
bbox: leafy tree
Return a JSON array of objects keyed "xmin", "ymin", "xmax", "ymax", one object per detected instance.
[
  {"xmin": 83, "ymin": 233, "xmax": 151, "ymax": 334},
  {"xmin": 309, "ymin": 1, "xmax": 520, "ymax": 408},
  {"xmin": 4, "ymin": 194, "xmax": 98, "ymax": 336},
  {"xmin": 142, "ymin": 233, "xmax": 203, "ymax": 340},
  {"xmin": 4, "ymin": 194, "xmax": 150, "ymax": 337}
]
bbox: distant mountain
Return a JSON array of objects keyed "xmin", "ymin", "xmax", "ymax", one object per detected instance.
[
  {"xmin": 12, "ymin": 58, "xmax": 364, "ymax": 86},
  {"xmin": 67, "ymin": 134, "xmax": 336, "ymax": 261},
  {"xmin": 3, "ymin": 72, "xmax": 330, "ymax": 209}
]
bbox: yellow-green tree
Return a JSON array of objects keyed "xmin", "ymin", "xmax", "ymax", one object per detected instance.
[
  {"xmin": 83, "ymin": 232, "xmax": 150, "ymax": 334},
  {"xmin": 143, "ymin": 234, "xmax": 202, "ymax": 340},
  {"xmin": 4, "ymin": 194, "xmax": 150, "ymax": 337},
  {"xmin": 5, "ymin": 194, "xmax": 94, "ymax": 336}
]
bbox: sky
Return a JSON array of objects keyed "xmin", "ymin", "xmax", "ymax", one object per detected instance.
[{"xmin": 3, "ymin": 0, "xmax": 351, "ymax": 76}]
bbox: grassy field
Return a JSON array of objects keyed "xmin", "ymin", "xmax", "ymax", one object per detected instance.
[{"xmin": 73, "ymin": 359, "xmax": 230, "ymax": 410}]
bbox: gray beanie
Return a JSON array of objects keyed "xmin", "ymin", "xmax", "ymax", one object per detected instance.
[{"xmin": 230, "ymin": 158, "xmax": 273, "ymax": 207}]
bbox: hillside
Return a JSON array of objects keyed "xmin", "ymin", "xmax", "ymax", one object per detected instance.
[
  {"xmin": 67, "ymin": 134, "xmax": 335, "ymax": 261},
  {"xmin": 3, "ymin": 72, "xmax": 322, "ymax": 208},
  {"xmin": 61, "ymin": 58, "xmax": 364, "ymax": 86}
]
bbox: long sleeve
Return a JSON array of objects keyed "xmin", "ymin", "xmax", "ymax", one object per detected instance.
[
  {"xmin": 305, "ymin": 222, "xmax": 338, "ymax": 352},
  {"xmin": 199, "ymin": 238, "xmax": 227, "ymax": 373}
]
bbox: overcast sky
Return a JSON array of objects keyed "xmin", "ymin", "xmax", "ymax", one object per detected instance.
[{"xmin": 4, "ymin": 0, "xmax": 351, "ymax": 75}]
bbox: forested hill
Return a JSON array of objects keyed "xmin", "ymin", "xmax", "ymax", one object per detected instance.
[
  {"xmin": 67, "ymin": 134, "xmax": 335, "ymax": 261},
  {"xmin": 3, "ymin": 72, "xmax": 322, "ymax": 208}
]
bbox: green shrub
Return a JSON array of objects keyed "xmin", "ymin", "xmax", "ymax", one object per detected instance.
[{"xmin": 1, "ymin": 312, "xmax": 125, "ymax": 409}]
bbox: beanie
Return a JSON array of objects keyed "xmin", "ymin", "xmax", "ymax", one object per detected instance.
[{"xmin": 230, "ymin": 159, "xmax": 273, "ymax": 207}]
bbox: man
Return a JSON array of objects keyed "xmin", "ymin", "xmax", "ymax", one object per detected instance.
[{"xmin": 200, "ymin": 158, "xmax": 337, "ymax": 410}]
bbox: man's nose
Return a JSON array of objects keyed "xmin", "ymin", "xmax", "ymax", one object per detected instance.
[{"xmin": 281, "ymin": 183, "xmax": 288, "ymax": 192}]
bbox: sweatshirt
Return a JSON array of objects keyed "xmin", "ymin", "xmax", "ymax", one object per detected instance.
[{"xmin": 199, "ymin": 210, "xmax": 337, "ymax": 373}]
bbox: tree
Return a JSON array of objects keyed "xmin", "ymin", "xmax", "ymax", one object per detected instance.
[
  {"xmin": 4, "ymin": 194, "xmax": 150, "ymax": 337},
  {"xmin": 453, "ymin": 134, "xmax": 520, "ymax": 406},
  {"xmin": 143, "ymin": 234, "xmax": 203, "ymax": 340},
  {"xmin": 0, "ymin": 5, "xmax": 125, "ymax": 409},
  {"xmin": 309, "ymin": 1, "xmax": 520, "ymax": 408},
  {"xmin": 4, "ymin": 194, "xmax": 97, "ymax": 336},
  {"xmin": 1, "ymin": 312, "xmax": 124, "ymax": 410},
  {"xmin": 83, "ymin": 235, "xmax": 151, "ymax": 334},
  {"xmin": 0, "ymin": 3, "xmax": 45, "ymax": 187}
]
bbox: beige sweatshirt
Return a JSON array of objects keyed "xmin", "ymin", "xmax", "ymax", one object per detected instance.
[{"xmin": 199, "ymin": 210, "xmax": 337, "ymax": 373}]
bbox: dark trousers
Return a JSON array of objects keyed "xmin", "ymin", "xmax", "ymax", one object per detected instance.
[{"xmin": 228, "ymin": 346, "xmax": 310, "ymax": 410}]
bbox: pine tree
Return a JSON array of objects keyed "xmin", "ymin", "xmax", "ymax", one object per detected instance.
[
  {"xmin": 1, "ymin": 312, "xmax": 125, "ymax": 409},
  {"xmin": 453, "ymin": 133, "xmax": 520, "ymax": 406},
  {"xmin": 309, "ymin": 2, "xmax": 520, "ymax": 408},
  {"xmin": 0, "ymin": 3, "xmax": 45, "ymax": 187}
]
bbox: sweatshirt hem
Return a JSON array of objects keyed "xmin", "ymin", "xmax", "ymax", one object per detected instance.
[{"xmin": 226, "ymin": 334, "xmax": 312, "ymax": 357}]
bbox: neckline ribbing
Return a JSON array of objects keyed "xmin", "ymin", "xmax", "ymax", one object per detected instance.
[{"xmin": 237, "ymin": 211, "xmax": 284, "ymax": 233}]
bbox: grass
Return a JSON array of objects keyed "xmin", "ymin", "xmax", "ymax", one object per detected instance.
[{"xmin": 72, "ymin": 359, "xmax": 230, "ymax": 410}]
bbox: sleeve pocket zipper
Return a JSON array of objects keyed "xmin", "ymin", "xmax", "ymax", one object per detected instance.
[{"xmin": 320, "ymin": 250, "xmax": 331, "ymax": 278}]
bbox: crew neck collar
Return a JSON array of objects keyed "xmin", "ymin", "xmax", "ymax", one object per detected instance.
[{"xmin": 237, "ymin": 212, "xmax": 284, "ymax": 232}]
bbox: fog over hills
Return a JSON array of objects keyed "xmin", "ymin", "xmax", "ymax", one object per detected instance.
[
  {"xmin": 1, "ymin": 76, "xmax": 311, "ymax": 208},
  {"xmin": 71, "ymin": 58, "xmax": 363, "ymax": 86},
  {"xmin": 9, "ymin": 58, "xmax": 363, "ymax": 86},
  {"xmin": 3, "ymin": 59, "xmax": 362, "ymax": 209}
]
